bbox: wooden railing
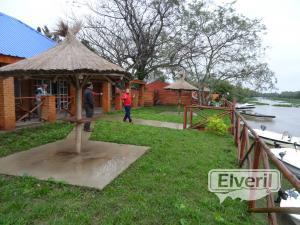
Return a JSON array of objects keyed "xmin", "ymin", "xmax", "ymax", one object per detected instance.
[
  {"xmin": 15, "ymin": 96, "xmax": 75, "ymax": 122},
  {"xmin": 184, "ymin": 99, "xmax": 300, "ymax": 225},
  {"xmin": 15, "ymin": 97, "xmax": 44, "ymax": 122}
]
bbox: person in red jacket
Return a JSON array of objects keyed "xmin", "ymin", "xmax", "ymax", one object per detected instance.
[{"xmin": 121, "ymin": 88, "xmax": 133, "ymax": 122}]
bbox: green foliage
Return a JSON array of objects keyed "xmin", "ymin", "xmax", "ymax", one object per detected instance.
[
  {"xmin": 211, "ymin": 80, "xmax": 260, "ymax": 102},
  {"xmin": 0, "ymin": 122, "xmax": 73, "ymax": 157},
  {"xmin": 206, "ymin": 116, "xmax": 229, "ymax": 135}
]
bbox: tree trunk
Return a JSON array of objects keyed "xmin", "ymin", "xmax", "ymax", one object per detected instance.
[{"xmin": 75, "ymin": 86, "xmax": 83, "ymax": 154}]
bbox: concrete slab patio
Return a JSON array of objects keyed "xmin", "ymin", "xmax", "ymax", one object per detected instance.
[{"xmin": 0, "ymin": 128, "xmax": 148, "ymax": 189}]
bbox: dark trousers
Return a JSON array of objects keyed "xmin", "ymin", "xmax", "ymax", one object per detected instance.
[
  {"xmin": 84, "ymin": 106, "xmax": 94, "ymax": 130},
  {"xmin": 123, "ymin": 106, "xmax": 132, "ymax": 122}
]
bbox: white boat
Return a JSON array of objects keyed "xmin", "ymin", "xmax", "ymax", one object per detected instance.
[
  {"xmin": 270, "ymin": 148, "xmax": 300, "ymax": 178},
  {"xmin": 236, "ymin": 103, "xmax": 256, "ymax": 110},
  {"xmin": 280, "ymin": 189, "xmax": 300, "ymax": 225},
  {"xmin": 253, "ymin": 128, "xmax": 300, "ymax": 148}
]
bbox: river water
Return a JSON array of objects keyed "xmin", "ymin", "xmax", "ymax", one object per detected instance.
[
  {"xmin": 242, "ymin": 98, "xmax": 299, "ymax": 225},
  {"xmin": 242, "ymin": 98, "xmax": 300, "ymax": 137}
]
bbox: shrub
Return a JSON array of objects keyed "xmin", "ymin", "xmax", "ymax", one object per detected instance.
[{"xmin": 206, "ymin": 116, "xmax": 229, "ymax": 135}]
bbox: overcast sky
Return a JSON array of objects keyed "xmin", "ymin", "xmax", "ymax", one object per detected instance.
[{"xmin": 1, "ymin": 0, "xmax": 299, "ymax": 92}]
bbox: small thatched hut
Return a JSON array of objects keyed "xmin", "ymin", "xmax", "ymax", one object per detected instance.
[
  {"xmin": 164, "ymin": 74, "xmax": 198, "ymax": 113},
  {"xmin": 0, "ymin": 23, "xmax": 129, "ymax": 153}
]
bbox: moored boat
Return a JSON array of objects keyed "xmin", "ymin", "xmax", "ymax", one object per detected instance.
[
  {"xmin": 240, "ymin": 111, "xmax": 275, "ymax": 119},
  {"xmin": 270, "ymin": 148, "xmax": 300, "ymax": 178},
  {"xmin": 280, "ymin": 189, "xmax": 300, "ymax": 225},
  {"xmin": 236, "ymin": 103, "xmax": 256, "ymax": 110},
  {"xmin": 253, "ymin": 128, "xmax": 300, "ymax": 148}
]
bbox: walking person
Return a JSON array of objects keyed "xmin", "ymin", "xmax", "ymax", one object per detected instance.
[
  {"xmin": 83, "ymin": 82, "xmax": 94, "ymax": 132},
  {"xmin": 121, "ymin": 88, "xmax": 133, "ymax": 123}
]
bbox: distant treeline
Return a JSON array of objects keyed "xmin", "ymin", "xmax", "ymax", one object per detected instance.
[
  {"xmin": 211, "ymin": 80, "xmax": 260, "ymax": 102},
  {"xmin": 260, "ymin": 91, "xmax": 300, "ymax": 99}
]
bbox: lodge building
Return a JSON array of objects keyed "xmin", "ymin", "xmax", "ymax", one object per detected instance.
[{"xmin": 0, "ymin": 12, "xmax": 145, "ymax": 131}]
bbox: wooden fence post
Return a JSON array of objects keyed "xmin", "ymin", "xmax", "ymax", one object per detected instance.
[
  {"xmin": 248, "ymin": 140, "xmax": 261, "ymax": 209},
  {"xmin": 189, "ymin": 107, "xmax": 193, "ymax": 127},
  {"xmin": 239, "ymin": 125, "xmax": 248, "ymax": 163},
  {"xmin": 235, "ymin": 116, "xmax": 240, "ymax": 146},
  {"xmin": 183, "ymin": 106, "xmax": 187, "ymax": 129}
]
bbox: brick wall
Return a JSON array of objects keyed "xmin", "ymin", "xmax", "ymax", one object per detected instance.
[
  {"xmin": 157, "ymin": 90, "xmax": 192, "ymax": 105},
  {"xmin": 41, "ymin": 96, "xmax": 56, "ymax": 122},
  {"xmin": 0, "ymin": 77, "xmax": 16, "ymax": 130},
  {"xmin": 144, "ymin": 91, "xmax": 154, "ymax": 106}
]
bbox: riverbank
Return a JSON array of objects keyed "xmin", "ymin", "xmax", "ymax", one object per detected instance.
[{"xmin": 264, "ymin": 97, "xmax": 300, "ymax": 107}]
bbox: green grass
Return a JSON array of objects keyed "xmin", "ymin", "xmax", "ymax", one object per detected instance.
[
  {"xmin": 108, "ymin": 105, "xmax": 231, "ymax": 125},
  {"xmin": 0, "ymin": 122, "xmax": 73, "ymax": 157},
  {"xmin": 0, "ymin": 118, "xmax": 265, "ymax": 225}
]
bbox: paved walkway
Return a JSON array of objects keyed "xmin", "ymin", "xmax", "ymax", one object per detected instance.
[{"xmin": 99, "ymin": 115, "xmax": 184, "ymax": 130}]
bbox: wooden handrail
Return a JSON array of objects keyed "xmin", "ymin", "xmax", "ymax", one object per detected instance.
[{"xmin": 183, "ymin": 99, "xmax": 300, "ymax": 224}]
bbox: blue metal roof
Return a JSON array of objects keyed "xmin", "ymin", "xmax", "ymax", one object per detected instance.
[{"xmin": 0, "ymin": 12, "xmax": 56, "ymax": 58}]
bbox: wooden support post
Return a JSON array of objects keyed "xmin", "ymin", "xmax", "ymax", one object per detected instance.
[
  {"xmin": 239, "ymin": 126, "xmax": 247, "ymax": 163},
  {"xmin": 248, "ymin": 140, "xmax": 261, "ymax": 209},
  {"xmin": 69, "ymin": 85, "xmax": 77, "ymax": 116},
  {"xmin": 261, "ymin": 150, "xmax": 278, "ymax": 225},
  {"xmin": 75, "ymin": 85, "xmax": 83, "ymax": 154},
  {"xmin": 231, "ymin": 98, "xmax": 236, "ymax": 134},
  {"xmin": 183, "ymin": 106, "xmax": 187, "ymax": 129},
  {"xmin": 235, "ymin": 115, "xmax": 240, "ymax": 146},
  {"xmin": 102, "ymin": 81, "xmax": 111, "ymax": 113},
  {"xmin": 189, "ymin": 108, "xmax": 193, "ymax": 127}
]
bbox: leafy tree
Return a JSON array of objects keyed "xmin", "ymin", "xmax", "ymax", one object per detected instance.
[
  {"xmin": 180, "ymin": 1, "xmax": 276, "ymax": 103},
  {"xmin": 37, "ymin": 25, "xmax": 62, "ymax": 42}
]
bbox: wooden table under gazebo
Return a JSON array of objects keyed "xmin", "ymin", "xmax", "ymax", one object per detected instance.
[
  {"xmin": 164, "ymin": 74, "xmax": 198, "ymax": 114},
  {"xmin": 0, "ymin": 24, "xmax": 129, "ymax": 153}
]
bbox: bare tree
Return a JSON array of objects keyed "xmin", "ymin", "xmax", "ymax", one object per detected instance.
[
  {"xmin": 81, "ymin": 0, "xmax": 187, "ymax": 80},
  {"xmin": 181, "ymin": 2, "xmax": 276, "ymax": 103}
]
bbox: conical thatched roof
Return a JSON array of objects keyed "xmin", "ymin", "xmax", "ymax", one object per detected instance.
[
  {"xmin": 0, "ymin": 32, "xmax": 129, "ymax": 79},
  {"xmin": 164, "ymin": 75, "xmax": 198, "ymax": 91}
]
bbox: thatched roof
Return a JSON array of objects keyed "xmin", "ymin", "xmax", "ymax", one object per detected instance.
[
  {"xmin": 0, "ymin": 32, "xmax": 129, "ymax": 80},
  {"xmin": 164, "ymin": 76, "xmax": 198, "ymax": 91}
]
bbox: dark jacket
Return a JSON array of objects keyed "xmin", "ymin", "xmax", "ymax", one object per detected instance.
[{"xmin": 84, "ymin": 88, "xmax": 94, "ymax": 109}]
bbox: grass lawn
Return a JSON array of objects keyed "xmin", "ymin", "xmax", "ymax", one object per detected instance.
[
  {"xmin": 0, "ymin": 122, "xmax": 73, "ymax": 157},
  {"xmin": 0, "ymin": 112, "xmax": 264, "ymax": 224},
  {"xmin": 108, "ymin": 105, "xmax": 231, "ymax": 125}
]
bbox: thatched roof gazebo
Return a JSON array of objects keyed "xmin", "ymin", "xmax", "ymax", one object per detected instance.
[
  {"xmin": 0, "ymin": 24, "xmax": 129, "ymax": 153},
  {"xmin": 164, "ymin": 73, "xmax": 198, "ymax": 113}
]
